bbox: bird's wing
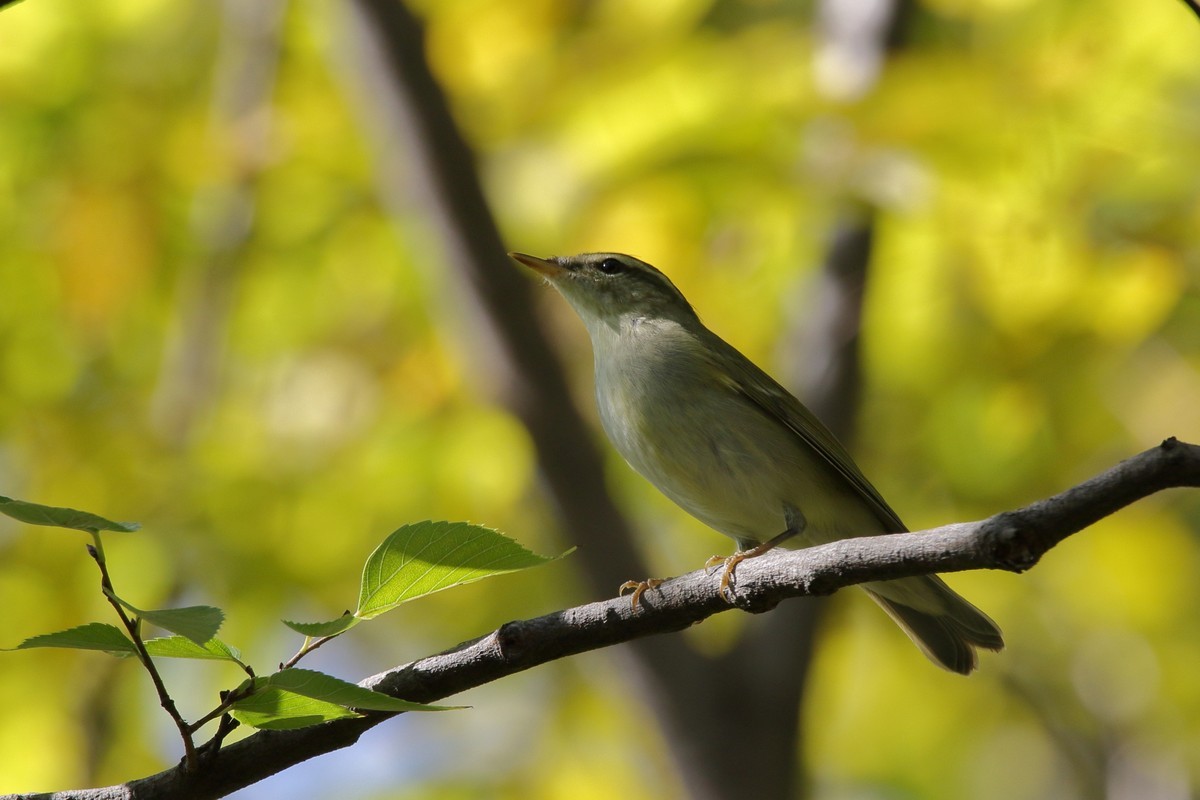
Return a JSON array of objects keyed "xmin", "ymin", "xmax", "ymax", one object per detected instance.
[{"xmin": 705, "ymin": 332, "xmax": 908, "ymax": 533}]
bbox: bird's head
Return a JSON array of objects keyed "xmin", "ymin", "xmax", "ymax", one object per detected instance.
[{"xmin": 510, "ymin": 252, "xmax": 697, "ymax": 332}]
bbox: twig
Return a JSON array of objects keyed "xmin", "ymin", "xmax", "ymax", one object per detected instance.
[
  {"xmin": 196, "ymin": 715, "xmax": 241, "ymax": 767},
  {"xmin": 87, "ymin": 534, "xmax": 198, "ymax": 771}
]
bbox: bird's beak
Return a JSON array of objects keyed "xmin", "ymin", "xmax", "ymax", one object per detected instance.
[{"xmin": 509, "ymin": 252, "xmax": 564, "ymax": 277}]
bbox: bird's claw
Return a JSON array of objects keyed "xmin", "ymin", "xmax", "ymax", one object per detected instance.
[
  {"xmin": 618, "ymin": 578, "xmax": 664, "ymax": 610},
  {"xmin": 705, "ymin": 553, "xmax": 748, "ymax": 602}
]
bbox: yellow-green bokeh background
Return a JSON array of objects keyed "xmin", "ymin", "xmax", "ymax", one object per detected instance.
[{"xmin": 1, "ymin": 0, "xmax": 1198, "ymax": 797}]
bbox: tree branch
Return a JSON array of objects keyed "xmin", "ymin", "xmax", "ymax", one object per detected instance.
[{"xmin": 8, "ymin": 438, "xmax": 1197, "ymax": 800}]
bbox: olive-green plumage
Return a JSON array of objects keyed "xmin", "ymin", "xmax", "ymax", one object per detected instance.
[{"xmin": 512, "ymin": 251, "xmax": 1003, "ymax": 674}]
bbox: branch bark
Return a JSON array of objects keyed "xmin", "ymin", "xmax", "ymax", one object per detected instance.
[{"xmin": 9, "ymin": 437, "xmax": 1198, "ymax": 800}]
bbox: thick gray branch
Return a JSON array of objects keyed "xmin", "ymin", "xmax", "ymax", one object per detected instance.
[{"xmin": 7, "ymin": 438, "xmax": 1197, "ymax": 800}]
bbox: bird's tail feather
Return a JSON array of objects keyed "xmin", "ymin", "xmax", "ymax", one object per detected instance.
[{"xmin": 863, "ymin": 576, "xmax": 1004, "ymax": 675}]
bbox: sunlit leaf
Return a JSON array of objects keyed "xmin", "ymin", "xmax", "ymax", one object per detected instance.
[
  {"xmin": 143, "ymin": 636, "xmax": 246, "ymax": 666},
  {"xmin": 258, "ymin": 668, "xmax": 453, "ymax": 712},
  {"xmin": 229, "ymin": 688, "xmax": 361, "ymax": 730},
  {"xmin": 356, "ymin": 521, "xmax": 569, "ymax": 619},
  {"xmin": 0, "ymin": 496, "xmax": 139, "ymax": 533},
  {"xmin": 228, "ymin": 668, "xmax": 453, "ymax": 730},
  {"xmin": 6, "ymin": 623, "xmax": 136, "ymax": 656},
  {"xmin": 113, "ymin": 598, "xmax": 224, "ymax": 646}
]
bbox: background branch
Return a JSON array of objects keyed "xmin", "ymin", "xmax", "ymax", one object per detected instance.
[
  {"xmin": 10, "ymin": 438, "xmax": 1197, "ymax": 800},
  {"xmin": 336, "ymin": 1, "xmax": 796, "ymax": 796}
]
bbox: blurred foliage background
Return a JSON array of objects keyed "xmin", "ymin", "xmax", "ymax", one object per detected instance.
[{"xmin": 1, "ymin": 0, "xmax": 1198, "ymax": 797}]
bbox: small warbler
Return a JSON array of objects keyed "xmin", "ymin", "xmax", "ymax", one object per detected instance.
[{"xmin": 511, "ymin": 251, "xmax": 1003, "ymax": 674}]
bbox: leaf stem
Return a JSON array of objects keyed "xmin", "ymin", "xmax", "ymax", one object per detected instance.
[{"xmin": 281, "ymin": 633, "xmax": 340, "ymax": 670}]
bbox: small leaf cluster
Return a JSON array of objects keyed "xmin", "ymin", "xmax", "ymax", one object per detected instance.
[{"xmin": 0, "ymin": 495, "xmax": 566, "ymax": 765}]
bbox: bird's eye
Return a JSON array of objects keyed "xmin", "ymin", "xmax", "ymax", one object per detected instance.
[{"xmin": 598, "ymin": 257, "xmax": 625, "ymax": 275}]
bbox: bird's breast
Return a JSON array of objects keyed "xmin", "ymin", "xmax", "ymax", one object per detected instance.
[{"xmin": 593, "ymin": 338, "xmax": 805, "ymax": 541}]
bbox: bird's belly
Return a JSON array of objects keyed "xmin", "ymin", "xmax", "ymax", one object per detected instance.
[{"xmin": 606, "ymin": 398, "xmax": 881, "ymax": 547}]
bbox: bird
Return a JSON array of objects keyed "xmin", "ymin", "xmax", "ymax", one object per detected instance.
[{"xmin": 510, "ymin": 251, "xmax": 1004, "ymax": 674}]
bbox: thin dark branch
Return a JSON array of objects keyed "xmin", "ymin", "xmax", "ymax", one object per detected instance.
[
  {"xmin": 1181, "ymin": 0, "xmax": 1200, "ymax": 22},
  {"xmin": 88, "ymin": 540, "xmax": 198, "ymax": 770},
  {"xmin": 11, "ymin": 438, "xmax": 1196, "ymax": 800}
]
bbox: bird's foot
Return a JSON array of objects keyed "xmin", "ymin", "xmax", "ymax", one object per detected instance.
[
  {"xmin": 703, "ymin": 553, "xmax": 747, "ymax": 602},
  {"xmin": 618, "ymin": 578, "xmax": 664, "ymax": 610},
  {"xmin": 705, "ymin": 529, "xmax": 798, "ymax": 602}
]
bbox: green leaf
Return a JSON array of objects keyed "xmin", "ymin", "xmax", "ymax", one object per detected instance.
[
  {"xmin": 6, "ymin": 623, "xmax": 136, "ymax": 656},
  {"xmin": 356, "ymin": 521, "xmax": 568, "ymax": 619},
  {"xmin": 0, "ymin": 495, "xmax": 139, "ymax": 533},
  {"xmin": 114, "ymin": 599, "xmax": 224, "ymax": 646},
  {"xmin": 228, "ymin": 668, "xmax": 453, "ymax": 730},
  {"xmin": 229, "ymin": 688, "xmax": 361, "ymax": 730},
  {"xmin": 282, "ymin": 615, "xmax": 360, "ymax": 638},
  {"xmin": 258, "ymin": 668, "xmax": 454, "ymax": 712},
  {"xmin": 282, "ymin": 522, "xmax": 569, "ymax": 636},
  {"xmin": 143, "ymin": 636, "xmax": 245, "ymax": 665}
]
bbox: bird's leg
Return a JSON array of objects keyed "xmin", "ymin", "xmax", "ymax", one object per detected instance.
[
  {"xmin": 705, "ymin": 506, "xmax": 807, "ymax": 601},
  {"xmin": 618, "ymin": 578, "xmax": 665, "ymax": 610}
]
